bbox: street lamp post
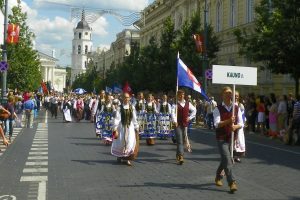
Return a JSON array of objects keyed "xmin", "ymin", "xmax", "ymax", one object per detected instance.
[
  {"xmin": 1, "ymin": 0, "xmax": 8, "ymax": 104},
  {"xmin": 202, "ymin": 0, "xmax": 208, "ymax": 93}
]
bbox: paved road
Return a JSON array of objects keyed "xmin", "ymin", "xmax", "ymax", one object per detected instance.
[{"xmin": 0, "ymin": 109, "xmax": 299, "ymax": 200}]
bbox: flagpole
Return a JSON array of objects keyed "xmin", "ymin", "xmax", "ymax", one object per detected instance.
[
  {"xmin": 231, "ymin": 84, "xmax": 236, "ymax": 160},
  {"xmin": 176, "ymin": 52, "xmax": 179, "ymax": 119}
]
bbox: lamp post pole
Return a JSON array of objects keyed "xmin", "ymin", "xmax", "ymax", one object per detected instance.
[
  {"xmin": 203, "ymin": 0, "xmax": 208, "ymax": 93},
  {"xmin": 1, "ymin": 0, "xmax": 8, "ymax": 103}
]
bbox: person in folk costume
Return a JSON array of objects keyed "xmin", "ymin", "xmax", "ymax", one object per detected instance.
[
  {"xmin": 62, "ymin": 97, "xmax": 72, "ymax": 122},
  {"xmin": 134, "ymin": 92, "xmax": 146, "ymax": 134},
  {"xmin": 100, "ymin": 94, "xmax": 115, "ymax": 144},
  {"xmin": 145, "ymin": 93, "xmax": 158, "ymax": 145},
  {"xmin": 95, "ymin": 90, "xmax": 106, "ymax": 137},
  {"xmin": 74, "ymin": 96, "xmax": 84, "ymax": 122},
  {"xmin": 89, "ymin": 96, "xmax": 97, "ymax": 123},
  {"xmin": 233, "ymin": 91, "xmax": 246, "ymax": 163},
  {"xmin": 157, "ymin": 94, "xmax": 172, "ymax": 140},
  {"xmin": 111, "ymin": 92, "xmax": 139, "ymax": 166},
  {"xmin": 172, "ymin": 90, "xmax": 196, "ymax": 165},
  {"xmin": 213, "ymin": 86, "xmax": 243, "ymax": 193},
  {"xmin": 84, "ymin": 96, "xmax": 91, "ymax": 120}
]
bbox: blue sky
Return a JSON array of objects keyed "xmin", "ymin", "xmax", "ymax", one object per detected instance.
[{"xmin": 12, "ymin": 0, "xmax": 155, "ymax": 66}]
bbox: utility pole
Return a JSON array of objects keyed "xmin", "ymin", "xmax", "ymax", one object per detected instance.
[{"xmin": 1, "ymin": 0, "xmax": 8, "ymax": 103}]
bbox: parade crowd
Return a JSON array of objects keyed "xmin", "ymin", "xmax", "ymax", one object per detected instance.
[{"xmin": 0, "ymin": 87, "xmax": 299, "ymax": 193}]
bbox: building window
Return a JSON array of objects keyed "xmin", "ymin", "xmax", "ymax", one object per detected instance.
[
  {"xmin": 78, "ymin": 45, "xmax": 81, "ymax": 54},
  {"xmin": 73, "ymin": 45, "xmax": 75, "ymax": 53},
  {"xmin": 246, "ymin": 0, "xmax": 254, "ymax": 23},
  {"xmin": 79, "ymin": 32, "xmax": 82, "ymax": 39},
  {"xmin": 85, "ymin": 32, "xmax": 88, "ymax": 35},
  {"xmin": 216, "ymin": 0, "xmax": 222, "ymax": 32},
  {"xmin": 85, "ymin": 61, "xmax": 87, "ymax": 68},
  {"xmin": 85, "ymin": 45, "xmax": 88, "ymax": 54},
  {"xmin": 230, "ymin": 0, "xmax": 237, "ymax": 27}
]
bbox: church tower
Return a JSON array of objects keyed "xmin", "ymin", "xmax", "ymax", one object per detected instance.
[{"xmin": 71, "ymin": 10, "xmax": 93, "ymax": 83}]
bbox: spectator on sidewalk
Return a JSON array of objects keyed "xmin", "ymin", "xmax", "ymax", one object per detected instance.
[
  {"xmin": 5, "ymin": 96, "xmax": 18, "ymax": 142},
  {"xmin": 206, "ymin": 96, "xmax": 217, "ymax": 129},
  {"xmin": 277, "ymin": 95, "xmax": 288, "ymax": 138},
  {"xmin": 268, "ymin": 93, "xmax": 278, "ymax": 138},
  {"xmin": 257, "ymin": 96, "xmax": 266, "ymax": 135},
  {"xmin": 0, "ymin": 105, "xmax": 10, "ymax": 148},
  {"xmin": 15, "ymin": 96, "xmax": 23, "ymax": 128},
  {"xmin": 23, "ymin": 94, "xmax": 35, "ymax": 128}
]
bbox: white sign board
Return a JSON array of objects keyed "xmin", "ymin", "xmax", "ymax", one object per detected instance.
[{"xmin": 212, "ymin": 65, "xmax": 257, "ymax": 85}]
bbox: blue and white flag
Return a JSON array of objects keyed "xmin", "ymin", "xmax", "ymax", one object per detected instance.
[
  {"xmin": 177, "ymin": 57, "xmax": 208, "ymax": 100},
  {"xmin": 113, "ymin": 86, "xmax": 123, "ymax": 94},
  {"xmin": 105, "ymin": 86, "xmax": 113, "ymax": 94}
]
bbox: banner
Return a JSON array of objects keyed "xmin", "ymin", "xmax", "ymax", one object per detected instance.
[{"xmin": 7, "ymin": 24, "xmax": 20, "ymax": 44}]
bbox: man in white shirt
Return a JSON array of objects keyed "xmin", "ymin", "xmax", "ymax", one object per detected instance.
[{"xmin": 172, "ymin": 90, "xmax": 196, "ymax": 165}]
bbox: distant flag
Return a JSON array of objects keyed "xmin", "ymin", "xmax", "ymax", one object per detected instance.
[
  {"xmin": 113, "ymin": 86, "xmax": 123, "ymax": 94},
  {"xmin": 38, "ymin": 86, "xmax": 43, "ymax": 94},
  {"xmin": 177, "ymin": 57, "xmax": 208, "ymax": 100},
  {"xmin": 41, "ymin": 81, "xmax": 48, "ymax": 94},
  {"xmin": 105, "ymin": 86, "xmax": 113, "ymax": 94},
  {"xmin": 123, "ymin": 81, "xmax": 132, "ymax": 95},
  {"xmin": 193, "ymin": 34, "xmax": 204, "ymax": 53}
]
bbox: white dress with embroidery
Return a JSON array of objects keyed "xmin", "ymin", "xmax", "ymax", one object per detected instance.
[{"xmin": 111, "ymin": 104, "xmax": 139, "ymax": 157}]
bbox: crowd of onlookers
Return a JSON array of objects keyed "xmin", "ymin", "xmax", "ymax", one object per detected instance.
[{"xmin": 195, "ymin": 91, "xmax": 299, "ymax": 145}]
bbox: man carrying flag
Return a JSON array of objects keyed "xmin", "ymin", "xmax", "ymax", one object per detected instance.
[
  {"xmin": 172, "ymin": 56, "xmax": 200, "ymax": 165},
  {"xmin": 172, "ymin": 89, "xmax": 196, "ymax": 165}
]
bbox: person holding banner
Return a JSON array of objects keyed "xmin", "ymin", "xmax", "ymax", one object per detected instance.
[
  {"xmin": 213, "ymin": 86, "xmax": 243, "ymax": 193},
  {"xmin": 172, "ymin": 90, "xmax": 196, "ymax": 165}
]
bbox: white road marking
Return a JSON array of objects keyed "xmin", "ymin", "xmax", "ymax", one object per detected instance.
[
  {"xmin": 29, "ymin": 152, "xmax": 48, "ymax": 155},
  {"xmin": 26, "ymin": 161, "xmax": 48, "ymax": 166},
  {"xmin": 31, "ymin": 148, "xmax": 48, "ymax": 151},
  {"xmin": 23, "ymin": 168, "xmax": 48, "ymax": 173},
  {"xmin": 38, "ymin": 181, "xmax": 47, "ymax": 200},
  {"xmin": 32, "ymin": 144, "xmax": 48, "ymax": 147},
  {"xmin": 28, "ymin": 156, "xmax": 48, "ymax": 160},
  {"xmin": 20, "ymin": 176, "xmax": 48, "ymax": 182}
]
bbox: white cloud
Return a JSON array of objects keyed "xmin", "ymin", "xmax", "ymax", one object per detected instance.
[
  {"xmin": 33, "ymin": 0, "xmax": 150, "ymax": 11},
  {"xmin": 13, "ymin": 0, "xmax": 153, "ymax": 65}
]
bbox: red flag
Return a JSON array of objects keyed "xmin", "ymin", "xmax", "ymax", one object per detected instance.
[
  {"xmin": 123, "ymin": 81, "xmax": 132, "ymax": 95},
  {"xmin": 41, "ymin": 82, "xmax": 48, "ymax": 94},
  {"xmin": 193, "ymin": 34, "xmax": 204, "ymax": 53},
  {"xmin": 7, "ymin": 24, "xmax": 20, "ymax": 44}
]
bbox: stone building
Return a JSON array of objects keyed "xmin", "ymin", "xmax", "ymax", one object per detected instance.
[
  {"xmin": 39, "ymin": 51, "xmax": 67, "ymax": 93},
  {"xmin": 135, "ymin": 0, "xmax": 295, "ymax": 97},
  {"xmin": 89, "ymin": 29, "xmax": 140, "ymax": 78}
]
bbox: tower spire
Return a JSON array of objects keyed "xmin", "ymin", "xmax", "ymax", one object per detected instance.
[{"xmin": 81, "ymin": 9, "xmax": 85, "ymax": 21}]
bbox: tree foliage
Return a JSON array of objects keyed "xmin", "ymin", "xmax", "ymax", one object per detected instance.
[
  {"xmin": 234, "ymin": 0, "xmax": 300, "ymax": 96},
  {"xmin": 4, "ymin": 1, "xmax": 42, "ymax": 91}
]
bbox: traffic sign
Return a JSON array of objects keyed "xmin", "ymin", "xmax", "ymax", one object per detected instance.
[
  {"xmin": 205, "ymin": 69, "xmax": 212, "ymax": 79},
  {"xmin": 0, "ymin": 61, "xmax": 8, "ymax": 72}
]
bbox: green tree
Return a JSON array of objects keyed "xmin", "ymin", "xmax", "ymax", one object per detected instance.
[
  {"xmin": 176, "ymin": 9, "xmax": 220, "ymax": 79},
  {"xmin": 6, "ymin": 1, "xmax": 42, "ymax": 91},
  {"xmin": 234, "ymin": 0, "xmax": 300, "ymax": 96}
]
